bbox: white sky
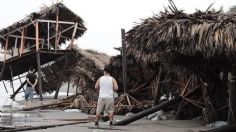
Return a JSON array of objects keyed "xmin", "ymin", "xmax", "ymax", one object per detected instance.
[{"xmin": 0, "ymin": 0, "xmax": 236, "ymax": 56}]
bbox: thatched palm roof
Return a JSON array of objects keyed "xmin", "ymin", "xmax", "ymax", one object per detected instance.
[
  {"xmin": 0, "ymin": 3, "xmax": 86, "ymax": 48},
  {"xmin": 126, "ymin": 3, "xmax": 236, "ymax": 63}
]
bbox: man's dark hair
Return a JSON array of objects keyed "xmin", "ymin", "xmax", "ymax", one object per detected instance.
[
  {"xmin": 29, "ymin": 67, "xmax": 34, "ymax": 72},
  {"xmin": 104, "ymin": 66, "xmax": 111, "ymax": 74}
]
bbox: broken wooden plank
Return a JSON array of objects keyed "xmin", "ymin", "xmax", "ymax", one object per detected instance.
[{"xmin": 114, "ymin": 96, "xmax": 182, "ymax": 126}]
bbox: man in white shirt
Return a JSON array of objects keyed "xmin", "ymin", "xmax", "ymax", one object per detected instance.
[{"xmin": 94, "ymin": 66, "xmax": 118, "ymax": 126}]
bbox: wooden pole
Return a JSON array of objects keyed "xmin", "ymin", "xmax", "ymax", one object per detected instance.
[
  {"xmin": 228, "ymin": 64, "xmax": 236, "ymax": 124},
  {"xmin": 3, "ymin": 81, "xmax": 8, "ymax": 93},
  {"xmin": 121, "ymin": 29, "xmax": 127, "ymax": 94},
  {"xmin": 13, "ymin": 38, "xmax": 18, "ymax": 56},
  {"xmin": 18, "ymin": 75, "xmax": 25, "ymax": 92},
  {"xmin": 4, "ymin": 36, "xmax": 9, "ymax": 63},
  {"xmin": 20, "ymin": 29, "xmax": 25, "ymax": 56},
  {"xmin": 69, "ymin": 23, "xmax": 78, "ymax": 49},
  {"xmin": 10, "ymin": 79, "xmax": 14, "ymax": 93},
  {"xmin": 10, "ymin": 80, "xmax": 27, "ymax": 99},
  {"xmin": 9, "ymin": 65, "xmax": 15, "ymax": 93},
  {"xmin": 114, "ymin": 96, "xmax": 182, "ymax": 126},
  {"xmin": 36, "ymin": 21, "xmax": 43, "ymax": 101},
  {"xmin": 47, "ymin": 22, "xmax": 50, "ymax": 50},
  {"xmin": 153, "ymin": 65, "xmax": 162, "ymax": 106},
  {"xmin": 36, "ymin": 21, "xmax": 39, "ymax": 51},
  {"xmin": 67, "ymin": 80, "xmax": 70, "ymax": 96},
  {"xmin": 55, "ymin": 8, "xmax": 59, "ymax": 50}
]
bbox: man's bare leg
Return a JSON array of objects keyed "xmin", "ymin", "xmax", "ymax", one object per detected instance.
[
  {"xmin": 95, "ymin": 112, "xmax": 100, "ymax": 126},
  {"xmin": 109, "ymin": 112, "xmax": 114, "ymax": 125}
]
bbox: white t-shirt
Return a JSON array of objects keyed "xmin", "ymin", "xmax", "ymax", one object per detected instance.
[{"xmin": 99, "ymin": 76, "xmax": 114, "ymax": 98}]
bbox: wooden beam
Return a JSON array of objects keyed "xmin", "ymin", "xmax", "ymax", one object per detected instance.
[
  {"xmin": 67, "ymin": 81, "xmax": 70, "ymax": 96},
  {"xmin": 19, "ymin": 29, "xmax": 25, "ymax": 56},
  {"xmin": 36, "ymin": 52, "xmax": 43, "ymax": 101},
  {"xmin": 36, "ymin": 21, "xmax": 43, "ymax": 101},
  {"xmin": 10, "ymin": 79, "xmax": 14, "ymax": 93},
  {"xmin": 13, "ymin": 38, "xmax": 18, "ymax": 56},
  {"xmin": 9, "ymin": 35, "xmax": 44, "ymax": 41},
  {"xmin": 55, "ymin": 8, "xmax": 59, "ymax": 50},
  {"xmin": 36, "ymin": 21, "xmax": 39, "ymax": 51},
  {"xmin": 2, "ymin": 81, "xmax": 8, "ymax": 93},
  {"xmin": 37, "ymin": 19, "xmax": 76, "ymax": 25},
  {"xmin": 10, "ymin": 80, "xmax": 27, "ymax": 99},
  {"xmin": 1, "ymin": 20, "xmax": 35, "ymax": 38},
  {"xmin": 121, "ymin": 29, "xmax": 127, "ymax": 94},
  {"xmin": 47, "ymin": 22, "xmax": 50, "ymax": 50},
  {"xmin": 114, "ymin": 96, "xmax": 183, "ymax": 126},
  {"xmin": 69, "ymin": 23, "xmax": 78, "ymax": 49},
  {"xmin": 48, "ymin": 25, "xmax": 75, "ymax": 41},
  {"xmin": 4, "ymin": 36, "xmax": 9, "ymax": 63}
]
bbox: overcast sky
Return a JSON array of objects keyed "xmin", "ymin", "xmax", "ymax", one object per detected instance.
[{"xmin": 0, "ymin": 0, "xmax": 236, "ymax": 55}]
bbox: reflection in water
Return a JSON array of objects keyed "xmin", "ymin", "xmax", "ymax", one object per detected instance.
[{"xmin": 0, "ymin": 106, "xmax": 42, "ymax": 126}]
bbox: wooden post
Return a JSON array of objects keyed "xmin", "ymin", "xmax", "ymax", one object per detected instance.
[
  {"xmin": 121, "ymin": 29, "xmax": 127, "ymax": 94},
  {"xmin": 36, "ymin": 21, "xmax": 39, "ymax": 51},
  {"xmin": 20, "ymin": 29, "xmax": 25, "ymax": 56},
  {"xmin": 9, "ymin": 65, "xmax": 15, "ymax": 93},
  {"xmin": 10, "ymin": 79, "xmax": 14, "ymax": 93},
  {"xmin": 67, "ymin": 81, "xmax": 70, "ymax": 97},
  {"xmin": 228, "ymin": 64, "xmax": 236, "ymax": 124},
  {"xmin": 10, "ymin": 80, "xmax": 27, "ymax": 99},
  {"xmin": 69, "ymin": 23, "xmax": 78, "ymax": 49},
  {"xmin": 36, "ymin": 21, "xmax": 43, "ymax": 101},
  {"xmin": 4, "ymin": 36, "xmax": 9, "ymax": 62},
  {"xmin": 18, "ymin": 75, "xmax": 25, "ymax": 92},
  {"xmin": 13, "ymin": 37, "xmax": 18, "ymax": 56},
  {"xmin": 153, "ymin": 65, "xmax": 162, "ymax": 106},
  {"xmin": 55, "ymin": 8, "xmax": 59, "ymax": 50},
  {"xmin": 3, "ymin": 81, "xmax": 8, "ymax": 93},
  {"xmin": 47, "ymin": 22, "xmax": 50, "ymax": 50}
]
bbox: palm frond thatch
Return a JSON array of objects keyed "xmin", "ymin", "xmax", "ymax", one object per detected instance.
[{"xmin": 126, "ymin": 5, "xmax": 236, "ymax": 62}]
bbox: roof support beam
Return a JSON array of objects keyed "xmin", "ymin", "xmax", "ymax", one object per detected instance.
[
  {"xmin": 9, "ymin": 35, "xmax": 44, "ymax": 41},
  {"xmin": 48, "ymin": 24, "xmax": 75, "ymax": 41},
  {"xmin": 36, "ymin": 19, "xmax": 76, "ymax": 25}
]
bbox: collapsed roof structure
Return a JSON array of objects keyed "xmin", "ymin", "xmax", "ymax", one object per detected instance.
[
  {"xmin": 0, "ymin": 3, "xmax": 86, "ymax": 100},
  {"xmin": 114, "ymin": 1, "xmax": 236, "ymax": 125}
]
